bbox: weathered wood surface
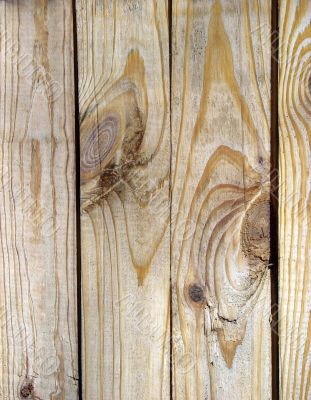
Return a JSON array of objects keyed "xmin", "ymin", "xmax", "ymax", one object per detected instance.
[
  {"xmin": 171, "ymin": 1, "xmax": 272, "ymax": 398},
  {"xmin": 279, "ymin": 1, "xmax": 311, "ymax": 399},
  {"xmin": 76, "ymin": 0, "xmax": 170, "ymax": 398},
  {"xmin": 3, "ymin": 1, "xmax": 311, "ymax": 399},
  {"xmin": 0, "ymin": 1, "xmax": 78, "ymax": 399}
]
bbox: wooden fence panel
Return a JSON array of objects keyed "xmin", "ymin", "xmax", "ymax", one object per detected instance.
[
  {"xmin": 76, "ymin": 0, "xmax": 171, "ymax": 398},
  {"xmin": 0, "ymin": 1, "xmax": 78, "ymax": 398},
  {"xmin": 3, "ymin": 1, "xmax": 311, "ymax": 399},
  {"xmin": 171, "ymin": 1, "xmax": 272, "ymax": 398},
  {"xmin": 279, "ymin": 1, "xmax": 311, "ymax": 398}
]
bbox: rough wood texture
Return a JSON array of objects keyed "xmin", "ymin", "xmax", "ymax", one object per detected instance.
[
  {"xmin": 0, "ymin": 1, "xmax": 78, "ymax": 399},
  {"xmin": 279, "ymin": 1, "xmax": 311, "ymax": 398},
  {"xmin": 171, "ymin": 1, "xmax": 272, "ymax": 398},
  {"xmin": 76, "ymin": 1, "xmax": 170, "ymax": 398}
]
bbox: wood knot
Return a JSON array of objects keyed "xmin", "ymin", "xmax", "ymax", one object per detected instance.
[
  {"xmin": 20, "ymin": 379, "xmax": 33, "ymax": 398},
  {"xmin": 241, "ymin": 195, "xmax": 270, "ymax": 268},
  {"xmin": 80, "ymin": 50, "xmax": 148, "ymax": 210},
  {"xmin": 188, "ymin": 284, "xmax": 205, "ymax": 303},
  {"xmin": 308, "ymin": 73, "xmax": 311, "ymax": 96},
  {"xmin": 80, "ymin": 113, "xmax": 120, "ymax": 183}
]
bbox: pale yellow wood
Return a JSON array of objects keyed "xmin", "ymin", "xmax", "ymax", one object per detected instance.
[
  {"xmin": 279, "ymin": 1, "xmax": 311, "ymax": 398},
  {"xmin": 0, "ymin": 1, "xmax": 78, "ymax": 398},
  {"xmin": 76, "ymin": 1, "xmax": 171, "ymax": 398},
  {"xmin": 171, "ymin": 1, "xmax": 272, "ymax": 398}
]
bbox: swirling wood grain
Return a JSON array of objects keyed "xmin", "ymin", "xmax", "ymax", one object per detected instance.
[
  {"xmin": 77, "ymin": 1, "xmax": 170, "ymax": 398},
  {"xmin": 171, "ymin": 1, "xmax": 272, "ymax": 398},
  {"xmin": 279, "ymin": 1, "xmax": 311, "ymax": 398}
]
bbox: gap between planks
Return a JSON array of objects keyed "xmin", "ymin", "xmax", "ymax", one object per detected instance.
[
  {"xmin": 72, "ymin": 0, "xmax": 83, "ymax": 398},
  {"xmin": 270, "ymin": 0, "xmax": 280, "ymax": 398}
]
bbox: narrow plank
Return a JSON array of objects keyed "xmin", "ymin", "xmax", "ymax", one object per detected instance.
[
  {"xmin": 279, "ymin": 1, "xmax": 311, "ymax": 398},
  {"xmin": 171, "ymin": 1, "xmax": 272, "ymax": 398},
  {"xmin": 0, "ymin": 1, "xmax": 78, "ymax": 398},
  {"xmin": 76, "ymin": 1, "xmax": 170, "ymax": 398}
]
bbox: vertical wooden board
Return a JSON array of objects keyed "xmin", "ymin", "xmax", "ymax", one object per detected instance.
[
  {"xmin": 0, "ymin": 1, "xmax": 78, "ymax": 399},
  {"xmin": 76, "ymin": 1, "xmax": 170, "ymax": 398},
  {"xmin": 279, "ymin": 1, "xmax": 311, "ymax": 398},
  {"xmin": 171, "ymin": 0, "xmax": 272, "ymax": 398}
]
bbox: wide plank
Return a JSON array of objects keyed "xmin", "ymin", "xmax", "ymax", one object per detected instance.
[
  {"xmin": 0, "ymin": 1, "xmax": 78, "ymax": 398},
  {"xmin": 171, "ymin": 1, "xmax": 272, "ymax": 398},
  {"xmin": 279, "ymin": 1, "xmax": 311, "ymax": 398},
  {"xmin": 76, "ymin": 1, "xmax": 171, "ymax": 398}
]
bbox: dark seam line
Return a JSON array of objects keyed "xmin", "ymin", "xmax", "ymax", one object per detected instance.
[
  {"xmin": 72, "ymin": 1, "xmax": 83, "ymax": 399},
  {"xmin": 168, "ymin": 1, "xmax": 173, "ymax": 400},
  {"xmin": 270, "ymin": 0, "xmax": 280, "ymax": 399}
]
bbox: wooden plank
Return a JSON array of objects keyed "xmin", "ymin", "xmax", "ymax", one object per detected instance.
[
  {"xmin": 279, "ymin": 1, "xmax": 311, "ymax": 398},
  {"xmin": 0, "ymin": 1, "xmax": 78, "ymax": 399},
  {"xmin": 171, "ymin": 0, "xmax": 272, "ymax": 398},
  {"xmin": 76, "ymin": 1, "xmax": 170, "ymax": 398}
]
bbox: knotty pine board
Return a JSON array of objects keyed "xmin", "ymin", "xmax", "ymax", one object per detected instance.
[
  {"xmin": 0, "ymin": 1, "xmax": 78, "ymax": 399},
  {"xmin": 76, "ymin": 1, "xmax": 170, "ymax": 398},
  {"xmin": 171, "ymin": 1, "xmax": 272, "ymax": 398},
  {"xmin": 279, "ymin": 1, "xmax": 311, "ymax": 398}
]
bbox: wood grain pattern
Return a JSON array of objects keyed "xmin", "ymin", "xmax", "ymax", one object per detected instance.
[
  {"xmin": 171, "ymin": 1, "xmax": 272, "ymax": 398},
  {"xmin": 279, "ymin": 1, "xmax": 311, "ymax": 398},
  {"xmin": 0, "ymin": 1, "xmax": 78, "ymax": 398},
  {"xmin": 76, "ymin": 1, "xmax": 170, "ymax": 398}
]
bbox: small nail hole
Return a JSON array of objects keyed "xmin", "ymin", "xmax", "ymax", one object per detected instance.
[
  {"xmin": 188, "ymin": 284, "xmax": 205, "ymax": 303},
  {"xmin": 20, "ymin": 380, "xmax": 33, "ymax": 398}
]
